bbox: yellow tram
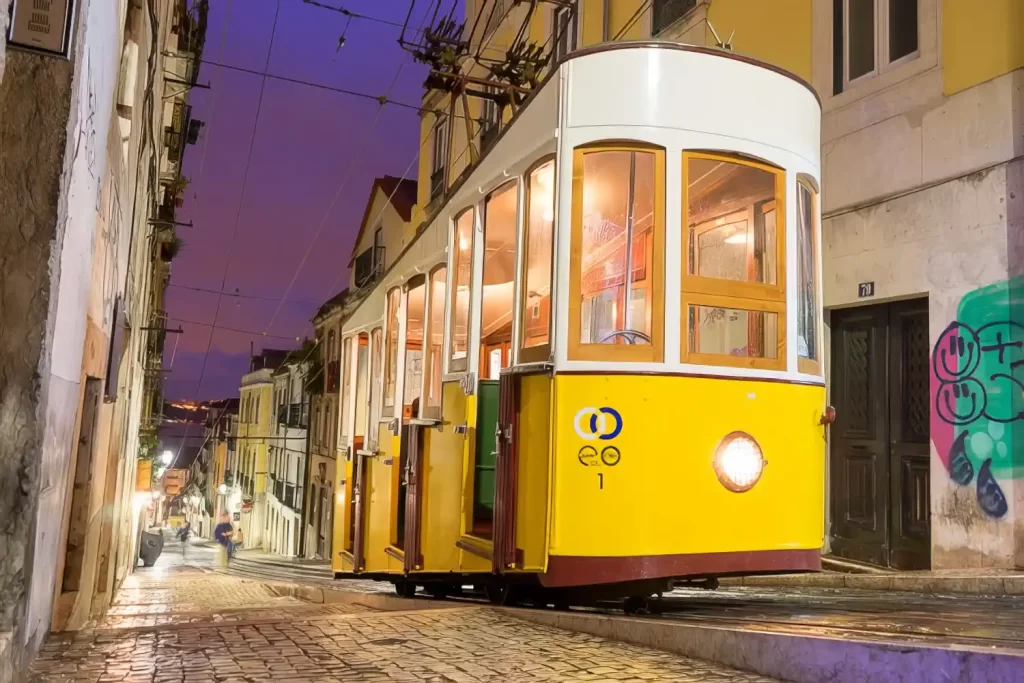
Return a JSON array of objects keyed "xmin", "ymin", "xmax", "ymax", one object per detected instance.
[{"xmin": 331, "ymin": 42, "xmax": 826, "ymax": 605}]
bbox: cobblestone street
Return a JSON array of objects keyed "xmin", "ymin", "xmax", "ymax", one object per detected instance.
[{"xmin": 29, "ymin": 540, "xmax": 775, "ymax": 682}]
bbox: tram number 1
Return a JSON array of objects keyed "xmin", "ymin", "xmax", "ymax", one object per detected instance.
[{"xmin": 598, "ymin": 473, "xmax": 604, "ymax": 489}]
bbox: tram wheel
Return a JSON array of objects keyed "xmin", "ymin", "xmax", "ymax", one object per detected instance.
[
  {"xmin": 393, "ymin": 580, "xmax": 417, "ymax": 598},
  {"xmin": 485, "ymin": 581, "xmax": 520, "ymax": 606},
  {"xmin": 623, "ymin": 596, "xmax": 650, "ymax": 615},
  {"xmin": 425, "ymin": 585, "xmax": 450, "ymax": 600}
]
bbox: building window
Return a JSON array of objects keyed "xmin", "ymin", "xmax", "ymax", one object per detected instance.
[
  {"xmin": 652, "ymin": 0, "xmax": 697, "ymax": 36},
  {"xmin": 797, "ymin": 180, "xmax": 820, "ymax": 375},
  {"xmin": 840, "ymin": 0, "xmax": 918, "ymax": 90},
  {"xmin": 520, "ymin": 158, "xmax": 555, "ymax": 363},
  {"xmin": 681, "ymin": 152, "xmax": 786, "ymax": 371},
  {"xmin": 384, "ymin": 288, "xmax": 401, "ymax": 410},
  {"xmin": 404, "ymin": 276, "xmax": 426, "ymax": 417},
  {"xmin": 480, "ymin": 87, "xmax": 501, "ymax": 150},
  {"xmin": 552, "ymin": 4, "xmax": 579, "ymax": 63},
  {"xmin": 569, "ymin": 145, "xmax": 665, "ymax": 363},
  {"xmin": 431, "ymin": 116, "xmax": 449, "ymax": 200},
  {"xmin": 426, "ymin": 267, "xmax": 446, "ymax": 413},
  {"xmin": 449, "ymin": 209, "xmax": 475, "ymax": 373}
]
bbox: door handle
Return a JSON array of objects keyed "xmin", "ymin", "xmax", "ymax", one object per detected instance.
[{"xmin": 455, "ymin": 424, "xmax": 467, "ymax": 434}]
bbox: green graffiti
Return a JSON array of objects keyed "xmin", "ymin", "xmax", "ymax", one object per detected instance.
[{"xmin": 948, "ymin": 278, "xmax": 1024, "ymax": 482}]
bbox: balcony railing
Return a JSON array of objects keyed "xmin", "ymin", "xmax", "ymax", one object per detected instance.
[{"xmin": 353, "ymin": 245, "xmax": 385, "ymax": 289}]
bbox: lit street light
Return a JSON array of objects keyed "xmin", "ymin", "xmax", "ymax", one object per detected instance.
[
  {"xmin": 218, "ymin": 483, "xmax": 227, "ymax": 494},
  {"xmin": 160, "ymin": 450, "xmax": 173, "ymax": 466}
]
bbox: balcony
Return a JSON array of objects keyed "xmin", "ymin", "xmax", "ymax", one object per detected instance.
[{"xmin": 353, "ymin": 245, "xmax": 385, "ymax": 289}]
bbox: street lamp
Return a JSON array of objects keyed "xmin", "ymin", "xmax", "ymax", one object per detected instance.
[
  {"xmin": 160, "ymin": 450, "xmax": 173, "ymax": 466},
  {"xmin": 218, "ymin": 483, "xmax": 227, "ymax": 495}
]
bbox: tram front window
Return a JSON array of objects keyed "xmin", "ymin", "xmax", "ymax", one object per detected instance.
[{"xmin": 579, "ymin": 150, "xmax": 656, "ymax": 346}]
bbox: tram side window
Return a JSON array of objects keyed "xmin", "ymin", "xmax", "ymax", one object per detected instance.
[
  {"xmin": 480, "ymin": 182, "xmax": 518, "ymax": 379},
  {"xmin": 797, "ymin": 181, "xmax": 820, "ymax": 373},
  {"xmin": 367, "ymin": 327, "xmax": 383, "ymax": 442},
  {"xmin": 426, "ymin": 267, "xmax": 446, "ymax": 412},
  {"xmin": 404, "ymin": 277, "xmax": 426, "ymax": 418},
  {"xmin": 383, "ymin": 288, "xmax": 401, "ymax": 411},
  {"xmin": 682, "ymin": 153, "xmax": 785, "ymax": 369},
  {"xmin": 520, "ymin": 159, "xmax": 554, "ymax": 361},
  {"xmin": 340, "ymin": 337, "xmax": 352, "ymax": 444},
  {"xmin": 353, "ymin": 334, "xmax": 369, "ymax": 444},
  {"xmin": 449, "ymin": 209, "xmax": 474, "ymax": 373},
  {"xmin": 571, "ymin": 146, "xmax": 664, "ymax": 362}
]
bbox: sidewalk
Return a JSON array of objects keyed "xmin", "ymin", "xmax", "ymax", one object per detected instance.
[{"xmin": 720, "ymin": 566, "xmax": 1024, "ymax": 596}]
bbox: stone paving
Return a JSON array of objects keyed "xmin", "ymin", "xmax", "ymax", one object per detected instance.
[{"xmin": 30, "ymin": 558, "xmax": 776, "ymax": 682}]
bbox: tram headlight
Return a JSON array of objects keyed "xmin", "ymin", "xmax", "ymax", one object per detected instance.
[{"xmin": 712, "ymin": 432, "xmax": 765, "ymax": 493}]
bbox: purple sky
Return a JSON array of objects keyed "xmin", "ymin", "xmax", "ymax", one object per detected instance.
[{"xmin": 165, "ymin": 0, "xmax": 451, "ymax": 401}]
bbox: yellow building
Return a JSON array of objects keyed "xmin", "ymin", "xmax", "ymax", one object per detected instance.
[
  {"xmin": 233, "ymin": 350, "xmax": 288, "ymax": 548},
  {"xmin": 408, "ymin": 0, "xmax": 1024, "ymax": 572}
]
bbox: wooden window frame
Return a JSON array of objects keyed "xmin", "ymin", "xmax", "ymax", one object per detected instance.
[
  {"xmin": 568, "ymin": 142, "xmax": 666, "ymax": 363},
  {"xmin": 448, "ymin": 207, "xmax": 475, "ymax": 374},
  {"xmin": 796, "ymin": 176, "xmax": 822, "ymax": 376},
  {"xmin": 479, "ymin": 179, "xmax": 520, "ymax": 375},
  {"xmin": 382, "ymin": 287, "xmax": 401, "ymax": 415},
  {"xmin": 681, "ymin": 151, "xmax": 787, "ymax": 371},
  {"xmin": 518, "ymin": 155, "xmax": 556, "ymax": 365},
  {"xmin": 424, "ymin": 264, "xmax": 447, "ymax": 418}
]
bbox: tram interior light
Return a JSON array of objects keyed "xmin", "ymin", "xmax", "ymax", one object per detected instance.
[{"xmin": 713, "ymin": 432, "xmax": 765, "ymax": 493}]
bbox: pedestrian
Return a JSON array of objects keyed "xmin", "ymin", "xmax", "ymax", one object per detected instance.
[
  {"xmin": 178, "ymin": 520, "xmax": 191, "ymax": 557},
  {"xmin": 214, "ymin": 513, "xmax": 233, "ymax": 568}
]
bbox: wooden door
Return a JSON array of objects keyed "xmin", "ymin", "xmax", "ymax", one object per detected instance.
[
  {"xmin": 887, "ymin": 301, "xmax": 931, "ymax": 569},
  {"xmin": 830, "ymin": 300, "xmax": 930, "ymax": 569},
  {"xmin": 492, "ymin": 372, "xmax": 520, "ymax": 573}
]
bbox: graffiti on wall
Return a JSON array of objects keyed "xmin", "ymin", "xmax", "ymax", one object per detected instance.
[{"xmin": 932, "ymin": 278, "xmax": 1023, "ymax": 519}]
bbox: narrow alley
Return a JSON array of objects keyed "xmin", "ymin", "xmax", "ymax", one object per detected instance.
[{"xmin": 29, "ymin": 536, "xmax": 774, "ymax": 682}]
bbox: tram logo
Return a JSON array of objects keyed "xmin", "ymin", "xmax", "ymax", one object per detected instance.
[{"xmin": 573, "ymin": 407, "xmax": 623, "ymax": 441}]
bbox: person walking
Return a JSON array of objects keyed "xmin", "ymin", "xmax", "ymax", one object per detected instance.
[
  {"xmin": 178, "ymin": 520, "xmax": 191, "ymax": 558},
  {"xmin": 213, "ymin": 513, "xmax": 233, "ymax": 568}
]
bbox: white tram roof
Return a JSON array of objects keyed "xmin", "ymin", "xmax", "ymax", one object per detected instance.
[{"xmin": 342, "ymin": 42, "xmax": 821, "ymax": 349}]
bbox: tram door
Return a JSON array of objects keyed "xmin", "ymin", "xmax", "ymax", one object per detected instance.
[
  {"xmin": 474, "ymin": 182, "xmax": 518, "ymax": 542},
  {"xmin": 397, "ymin": 278, "xmax": 427, "ymax": 571},
  {"xmin": 830, "ymin": 299, "xmax": 931, "ymax": 569},
  {"xmin": 350, "ymin": 333, "xmax": 371, "ymax": 571}
]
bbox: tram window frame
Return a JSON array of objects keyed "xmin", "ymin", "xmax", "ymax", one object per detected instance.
[
  {"xmin": 402, "ymin": 274, "xmax": 428, "ymax": 420},
  {"xmin": 382, "ymin": 287, "xmax": 401, "ymax": 416},
  {"xmin": 568, "ymin": 142, "xmax": 666, "ymax": 364},
  {"xmin": 424, "ymin": 264, "xmax": 447, "ymax": 418},
  {"xmin": 339, "ymin": 336, "xmax": 352, "ymax": 446},
  {"xmin": 796, "ymin": 175, "xmax": 822, "ymax": 376},
  {"xmin": 680, "ymin": 151, "xmax": 787, "ymax": 371},
  {"xmin": 518, "ymin": 156, "xmax": 556, "ymax": 365},
  {"xmin": 367, "ymin": 327, "xmax": 383, "ymax": 447},
  {"xmin": 479, "ymin": 179, "xmax": 519, "ymax": 381},
  {"xmin": 448, "ymin": 208, "xmax": 476, "ymax": 374}
]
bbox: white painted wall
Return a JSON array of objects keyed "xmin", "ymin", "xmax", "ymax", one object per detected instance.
[{"xmin": 24, "ymin": 0, "xmax": 125, "ymax": 650}]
